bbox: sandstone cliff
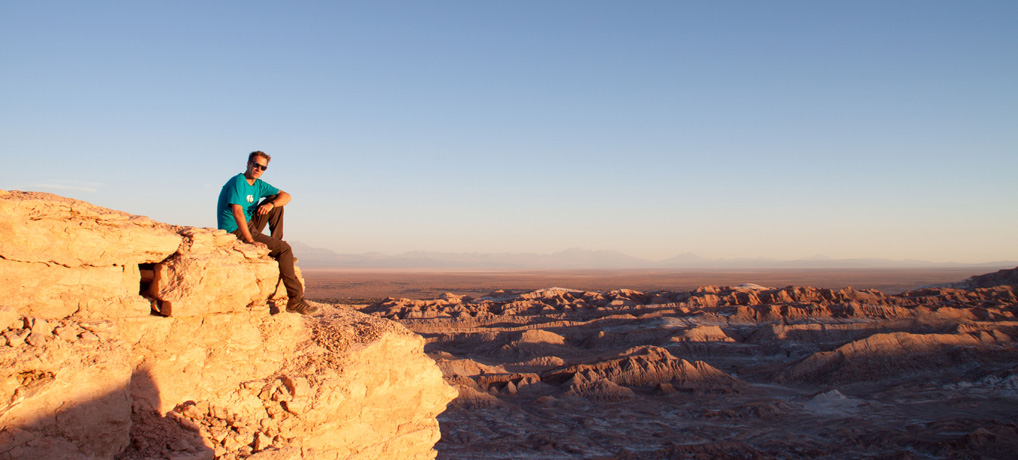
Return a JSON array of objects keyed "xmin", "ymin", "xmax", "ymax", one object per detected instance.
[{"xmin": 0, "ymin": 190, "xmax": 456, "ymax": 460}]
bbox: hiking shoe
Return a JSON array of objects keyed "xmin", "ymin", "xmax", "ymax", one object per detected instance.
[{"xmin": 286, "ymin": 299, "xmax": 319, "ymax": 315}]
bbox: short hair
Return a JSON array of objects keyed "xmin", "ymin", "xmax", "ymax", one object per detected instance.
[{"xmin": 248, "ymin": 151, "xmax": 271, "ymax": 163}]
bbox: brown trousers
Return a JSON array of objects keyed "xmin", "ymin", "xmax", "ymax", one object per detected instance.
[{"xmin": 233, "ymin": 200, "xmax": 303, "ymax": 302}]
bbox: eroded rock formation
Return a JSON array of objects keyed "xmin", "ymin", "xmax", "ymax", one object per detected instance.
[
  {"xmin": 0, "ymin": 190, "xmax": 456, "ymax": 460},
  {"xmin": 360, "ymin": 272, "xmax": 1018, "ymax": 459}
]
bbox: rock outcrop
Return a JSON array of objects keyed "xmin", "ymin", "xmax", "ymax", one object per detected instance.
[
  {"xmin": 956, "ymin": 266, "xmax": 1018, "ymax": 290},
  {"xmin": 0, "ymin": 191, "xmax": 179, "ymax": 319},
  {"xmin": 0, "ymin": 190, "xmax": 456, "ymax": 460}
]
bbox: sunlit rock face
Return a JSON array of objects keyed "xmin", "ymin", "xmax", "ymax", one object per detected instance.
[
  {"xmin": 146, "ymin": 227, "xmax": 284, "ymax": 317},
  {"xmin": 0, "ymin": 190, "xmax": 455, "ymax": 460},
  {"xmin": 0, "ymin": 190, "xmax": 181, "ymax": 319}
]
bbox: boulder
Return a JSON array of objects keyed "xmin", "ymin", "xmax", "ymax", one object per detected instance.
[{"xmin": 147, "ymin": 228, "xmax": 285, "ymax": 317}]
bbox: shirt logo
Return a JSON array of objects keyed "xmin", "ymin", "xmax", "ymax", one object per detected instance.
[{"xmin": 246, "ymin": 195, "xmax": 254, "ymax": 203}]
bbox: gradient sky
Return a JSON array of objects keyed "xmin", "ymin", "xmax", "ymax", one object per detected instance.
[{"xmin": 2, "ymin": 1, "xmax": 1016, "ymax": 263}]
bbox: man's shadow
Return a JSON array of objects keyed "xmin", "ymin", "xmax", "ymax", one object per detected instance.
[
  {"xmin": 0, "ymin": 367, "xmax": 214, "ymax": 459},
  {"xmin": 117, "ymin": 367, "xmax": 214, "ymax": 459}
]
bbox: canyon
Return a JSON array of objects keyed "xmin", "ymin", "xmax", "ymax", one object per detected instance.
[{"xmin": 356, "ymin": 268, "xmax": 1018, "ymax": 459}]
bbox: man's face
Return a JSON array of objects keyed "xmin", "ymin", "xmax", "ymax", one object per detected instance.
[{"xmin": 247, "ymin": 157, "xmax": 268, "ymax": 179}]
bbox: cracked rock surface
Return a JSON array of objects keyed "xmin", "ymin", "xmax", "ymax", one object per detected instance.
[{"xmin": 0, "ymin": 190, "xmax": 456, "ymax": 460}]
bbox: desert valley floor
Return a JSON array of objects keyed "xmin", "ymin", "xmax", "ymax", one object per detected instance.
[
  {"xmin": 302, "ymin": 268, "xmax": 1001, "ymax": 302},
  {"xmin": 306, "ymin": 268, "xmax": 1018, "ymax": 459}
]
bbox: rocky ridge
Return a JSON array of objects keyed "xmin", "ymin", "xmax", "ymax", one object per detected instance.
[{"xmin": 0, "ymin": 190, "xmax": 456, "ymax": 460}]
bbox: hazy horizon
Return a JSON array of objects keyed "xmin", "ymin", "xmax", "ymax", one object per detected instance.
[
  {"xmin": 3, "ymin": 2, "xmax": 1015, "ymax": 264},
  {"xmin": 290, "ymin": 241, "xmax": 1018, "ymax": 269}
]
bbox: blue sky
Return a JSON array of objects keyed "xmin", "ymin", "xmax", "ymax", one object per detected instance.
[{"xmin": 2, "ymin": 1, "xmax": 1016, "ymax": 263}]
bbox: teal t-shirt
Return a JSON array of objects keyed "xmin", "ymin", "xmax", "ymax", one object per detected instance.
[{"xmin": 216, "ymin": 174, "xmax": 280, "ymax": 232}]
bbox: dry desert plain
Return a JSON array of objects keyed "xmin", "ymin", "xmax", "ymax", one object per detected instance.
[
  {"xmin": 305, "ymin": 268, "xmax": 1018, "ymax": 459},
  {"xmin": 302, "ymin": 267, "xmax": 999, "ymax": 302}
]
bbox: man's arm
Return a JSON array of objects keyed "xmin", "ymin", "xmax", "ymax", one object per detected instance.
[
  {"xmin": 231, "ymin": 204, "xmax": 261, "ymax": 245},
  {"xmin": 256, "ymin": 190, "xmax": 291, "ymax": 215}
]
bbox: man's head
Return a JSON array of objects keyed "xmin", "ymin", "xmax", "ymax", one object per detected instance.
[{"xmin": 246, "ymin": 151, "xmax": 271, "ymax": 179}]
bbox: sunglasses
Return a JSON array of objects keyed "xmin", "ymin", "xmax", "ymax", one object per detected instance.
[{"xmin": 250, "ymin": 162, "xmax": 268, "ymax": 171}]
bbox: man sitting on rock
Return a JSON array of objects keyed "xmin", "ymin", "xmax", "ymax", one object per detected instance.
[{"xmin": 216, "ymin": 151, "xmax": 318, "ymax": 315}]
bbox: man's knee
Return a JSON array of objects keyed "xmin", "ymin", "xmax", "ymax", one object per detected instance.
[
  {"xmin": 262, "ymin": 198, "xmax": 285, "ymax": 221},
  {"xmin": 265, "ymin": 238, "xmax": 291, "ymax": 259}
]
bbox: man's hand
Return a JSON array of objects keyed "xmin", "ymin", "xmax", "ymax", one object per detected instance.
[
  {"xmin": 256, "ymin": 202, "xmax": 275, "ymax": 216},
  {"xmin": 248, "ymin": 241, "xmax": 268, "ymax": 250}
]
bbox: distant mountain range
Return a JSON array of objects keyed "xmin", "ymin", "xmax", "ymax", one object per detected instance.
[{"xmin": 290, "ymin": 243, "xmax": 1017, "ymax": 270}]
